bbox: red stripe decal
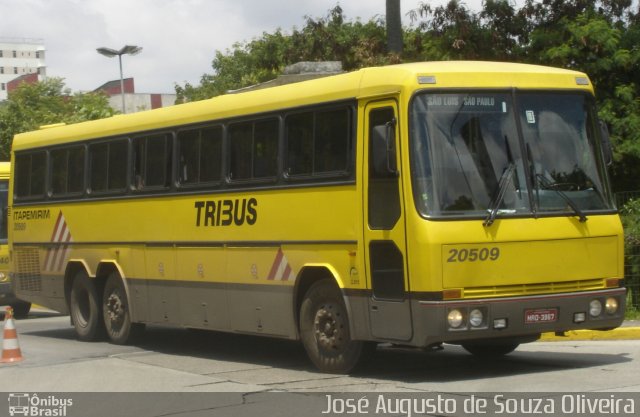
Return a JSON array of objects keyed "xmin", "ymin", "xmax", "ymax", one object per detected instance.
[{"xmin": 267, "ymin": 249, "xmax": 284, "ymax": 281}]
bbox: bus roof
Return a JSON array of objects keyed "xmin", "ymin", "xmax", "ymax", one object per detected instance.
[{"xmin": 12, "ymin": 61, "xmax": 592, "ymax": 151}]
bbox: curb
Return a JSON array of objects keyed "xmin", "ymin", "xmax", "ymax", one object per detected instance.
[{"xmin": 540, "ymin": 327, "xmax": 640, "ymax": 341}]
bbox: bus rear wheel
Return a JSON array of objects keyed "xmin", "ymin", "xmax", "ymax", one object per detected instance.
[
  {"xmin": 299, "ymin": 279, "xmax": 366, "ymax": 374},
  {"xmin": 102, "ymin": 273, "xmax": 143, "ymax": 344},
  {"xmin": 69, "ymin": 270, "xmax": 104, "ymax": 341}
]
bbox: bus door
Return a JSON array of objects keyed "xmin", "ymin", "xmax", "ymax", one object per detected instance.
[{"xmin": 364, "ymin": 101, "xmax": 412, "ymax": 341}]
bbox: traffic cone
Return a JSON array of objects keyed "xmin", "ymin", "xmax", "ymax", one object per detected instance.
[{"xmin": 1, "ymin": 307, "xmax": 24, "ymax": 363}]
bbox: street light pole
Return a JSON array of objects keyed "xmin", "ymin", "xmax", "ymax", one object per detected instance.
[
  {"xmin": 96, "ymin": 45, "xmax": 143, "ymax": 113},
  {"xmin": 117, "ymin": 53, "xmax": 125, "ymax": 113}
]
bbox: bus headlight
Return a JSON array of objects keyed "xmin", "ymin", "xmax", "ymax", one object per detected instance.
[
  {"xmin": 447, "ymin": 309, "xmax": 464, "ymax": 328},
  {"xmin": 469, "ymin": 308, "xmax": 484, "ymax": 328},
  {"xmin": 589, "ymin": 299, "xmax": 602, "ymax": 317},
  {"xmin": 605, "ymin": 297, "xmax": 618, "ymax": 315}
]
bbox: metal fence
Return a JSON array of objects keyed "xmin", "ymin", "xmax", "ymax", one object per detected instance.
[
  {"xmin": 617, "ymin": 191, "xmax": 640, "ymax": 310},
  {"xmin": 625, "ymin": 241, "xmax": 640, "ymax": 310}
]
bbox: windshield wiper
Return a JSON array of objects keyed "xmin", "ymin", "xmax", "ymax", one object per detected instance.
[
  {"xmin": 483, "ymin": 162, "xmax": 515, "ymax": 227},
  {"xmin": 536, "ymin": 174, "xmax": 588, "ymax": 223}
]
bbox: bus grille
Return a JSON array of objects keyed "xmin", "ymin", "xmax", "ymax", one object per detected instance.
[
  {"xmin": 462, "ymin": 278, "xmax": 606, "ymax": 299},
  {"xmin": 15, "ymin": 248, "xmax": 42, "ymax": 292}
]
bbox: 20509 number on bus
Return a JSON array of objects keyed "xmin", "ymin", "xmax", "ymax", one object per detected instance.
[{"xmin": 447, "ymin": 247, "xmax": 500, "ymax": 263}]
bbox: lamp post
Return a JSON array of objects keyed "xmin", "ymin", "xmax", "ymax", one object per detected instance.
[{"xmin": 96, "ymin": 45, "xmax": 142, "ymax": 113}]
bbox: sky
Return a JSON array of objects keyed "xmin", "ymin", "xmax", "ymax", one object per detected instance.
[{"xmin": 1, "ymin": 0, "xmax": 485, "ymax": 94}]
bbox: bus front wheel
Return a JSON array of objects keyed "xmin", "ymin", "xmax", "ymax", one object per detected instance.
[
  {"xmin": 69, "ymin": 270, "xmax": 104, "ymax": 341},
  {"xmin": 299, "ymin": 279, "xmax": 366, "ymax": 374},
  {"xmin": 11, "ymin": 301, "xmax": 31, "ymax": 318},
  {"xmin": 462, "ymin": 342, "xmax": 519, "ymax": 357},
  {"xmin": 102, "ymin": 273, "xmax": 144, "ymax": 344}
]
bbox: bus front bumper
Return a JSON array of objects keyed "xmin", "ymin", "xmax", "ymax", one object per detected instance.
[{"xmin": 411, "ymin": 287, "xmax": 627, "ymax": 346}]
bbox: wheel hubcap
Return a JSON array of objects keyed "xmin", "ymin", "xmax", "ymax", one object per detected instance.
[
  {"xmin": 314, "ymin": 304, "xmax": 345, "ymax": 351},
  {"xmin": 106, "ymin": 292, "xmax": 124, "ymax": 323}
]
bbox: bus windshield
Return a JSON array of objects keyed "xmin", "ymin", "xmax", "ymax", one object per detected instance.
[{"xmin": 410, "ymin": 91, "xmax": 613, "ymax": 219}]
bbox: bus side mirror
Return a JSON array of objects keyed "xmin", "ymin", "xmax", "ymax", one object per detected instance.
[
  {"xmin": 371, "ymin": 120, "xmax": 397, "ymax": 176},
  {"xmin": 599, "ymin": 119, "xmax": 613, "ymax": 166}
]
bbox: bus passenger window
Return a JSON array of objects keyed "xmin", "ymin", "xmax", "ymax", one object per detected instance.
[
  {"xmin": 229, "ymin": 123, "xmax": 253, "ymax": 180},
  {"xmin": 178, "ymin": 126, "xmax": 222, "ymax": 186},
  {"xmin": 146, "ymin": 136, "xmax": 170, "ymax": 187},
  {"xmin": 229, "ymin": 119, "xmax": 278, "ymax": 181},
  {"xmin": 200, "ymin": 127, "xmax": 222, "ymax": 182},
  {"xmin": 315, "ymin": 108, "xmax": 349, "ymax": 173},
  {"xmin": 89, "ymin": 140, "xmax": 128, "ymax": 193},
  {"xmin": 51, "ymin": 146, "xmax": 85, "ymax": 196},
  {"xmin": 285, "ymin": 107, "xmax": 351, "ymax": 178},
  {"xmin": 178, "ymin": 130, "xmax": 199, "ymax": 184},
  {"xmin": 286, "ymin": 112, "xmax": 314, "ymax": 176},
  {"xmin": 14, "ymin": 152, "xmax": 46, "ymax": 199},
  {"xmin": 133, "ymin": 134, "xmax": 172, "ymax": 190},
  {"xmin": 253, "ymin": 119, "xmax": 278, "ymax": 178}
]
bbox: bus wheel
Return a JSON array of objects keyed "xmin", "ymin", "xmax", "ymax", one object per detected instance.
[
  {"xmin": 102, "ymin": 273, "xmax": 143, "ymax": 344},
  {"xmin": 11, "ymin": 302, "xmax": 31, "ymax": 319},
  {"xmin": 299, "ymin": 279, "xmax": 365, "ymax": 374},
  {"xmin": 462, "ymin": 342, "xmax": 519, "ymax": 357},
  {"xmin": 69, "ymin": 270, "xmax": 104, "ymax": 341}
]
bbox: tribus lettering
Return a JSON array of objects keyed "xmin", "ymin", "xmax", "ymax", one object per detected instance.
[{"xmin": 194, "ymin": 198, "xmax": 258, "ymax": 227}]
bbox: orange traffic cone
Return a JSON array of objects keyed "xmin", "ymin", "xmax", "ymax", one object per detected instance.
[{"xmin": 1, "ymin": 307, "xmax": 24, "ymax": 363}]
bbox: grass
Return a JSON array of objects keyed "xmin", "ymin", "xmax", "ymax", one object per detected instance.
[{"xmin": 625, "ymin": 307, "xmax": 640, "ymax": 321}]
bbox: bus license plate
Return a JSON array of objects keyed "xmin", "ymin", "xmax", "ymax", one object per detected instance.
[{"xmin": 524, "ymin": 308, "xmax": 558, "ymax": 324}]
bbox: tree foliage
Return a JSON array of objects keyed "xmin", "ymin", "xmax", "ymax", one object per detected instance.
[
  {"xmin": 0, "ymin": 78, "xmax": 115, "ymax": 159},
  {"xmin": 173, "ymin": 0, "xmax": 639, "ymax": 192},
  {"xmin": 175, "ymin": 5, "xmax": 394, "ymax": 102}
]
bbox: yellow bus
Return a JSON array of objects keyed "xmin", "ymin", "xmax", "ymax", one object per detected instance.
[
  {"xmin": 9, "ymin": 61, "xmax": 626, "ymax": 373},
  {"xmin": 0, "ymin": 162, "xmax": 31, "ymax": 317}
]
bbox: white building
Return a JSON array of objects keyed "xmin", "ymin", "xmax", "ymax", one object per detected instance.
[
  {"xmin": 95, "ymin": 78, "xmax": 176, "ymax": 113},
  {"xmin": 0, "ymin": 38, "xmax": 46, "ymax": 101}
]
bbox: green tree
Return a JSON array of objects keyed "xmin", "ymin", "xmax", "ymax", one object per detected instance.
[
  {"xmin": 176, "ymin": 6, "xmax": 392, "ymax": 102},
  {"xmin": 520, "ymin": 1, "xmax": 640, "ymax": 190},
  {"xmin": 0, "ymin": 78, "xmax": 115, "ymax": 159}
]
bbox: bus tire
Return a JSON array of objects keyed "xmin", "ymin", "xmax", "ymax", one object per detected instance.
[
  {"xmin": 102, "ymin": 273, "xmax": 144, "ymax": 344},
  {"xmin": 69, "ymin": 270, "xmax": 104, "ymax": 341},
  {"xmin": 299, "ymin": 279, "xmax": 366, "ymax": 374},
  {"xmin": 462, "ymin": 342, "xmax": 519, "ymax": 357},
  {"xmin": 11, "ymin": 301, "xmax": 31, "ymax": 319}
]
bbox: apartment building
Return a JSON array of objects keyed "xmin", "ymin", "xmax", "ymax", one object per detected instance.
[{"xmin": 0, "ymin": 38, "xmax": 46, "ymax": 101}]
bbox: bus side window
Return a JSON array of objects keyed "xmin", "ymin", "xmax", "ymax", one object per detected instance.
[
  {"xmin": 177, "ymin": 126, "xmax": 223, "ymax": 187},
  {"xmin": 178, "ymin": 129, "xmax": 199, "ymax": 184},
  {"xmin": 51, "ymin": 146, "xmax": 85, "ymax": 196},
  {"xmin": 285, "ymin": 112, "xmax": 313, "ymax": 176},
  {"xmin": 89, "ymin": 139, "xmax": 128, "ymax": 194},
  {"xmin": 284, "ymin": 106, "xmax": 351, "ymax": 179},
  {"xmin": 229, "ymin": 119, "xmax": 278, "ymax": 182},
  {"xmin": 133, "ymin": 134, "xmax": 172, "ymax": 190},
  {"xmin": 14, "ymin": 152, "xmax": 46, "ymax": 199},
  {"xmin": 315, "ymin": 108, "xmax": 349, "ymax": 174}
]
